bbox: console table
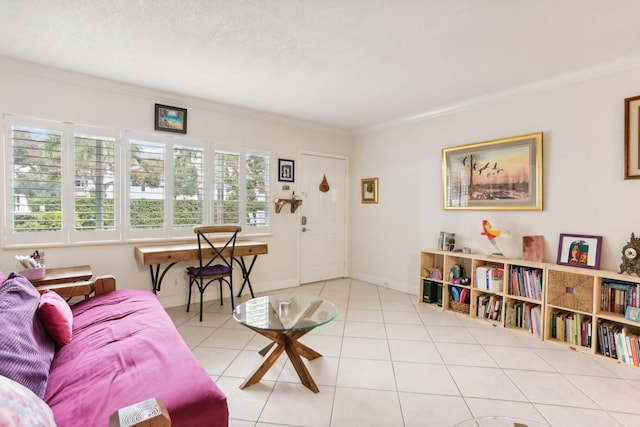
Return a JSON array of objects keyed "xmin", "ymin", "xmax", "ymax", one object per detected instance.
[{"xmin": 134, "ymin": 240, "xmax": 268, "ymax": 296}]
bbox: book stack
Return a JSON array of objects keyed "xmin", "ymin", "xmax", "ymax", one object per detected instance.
[
  {"xmin": 508, "ymin": 266, "xmax": 543, "ymax": 300},
  {"xmin": 597, "ymin": 321, "xmax": 640, "ymax": 366},
  {"xmin": 600, "ymin": 279, "xmax": 640, "ymax": 315},
  {"xmin": 505, "ymin": 301, "xmax": 542, "ymax": 336},
  {"xmin": 476, "ymin": 294, "xmax": 502, "ymax": 321},
  {"xmin": 548, "ymin": 310, "xmax": 592, "ymax": 348}
]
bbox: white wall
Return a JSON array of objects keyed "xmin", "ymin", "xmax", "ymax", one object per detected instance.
[
  {"xmin": 350, "ymin": 66, "xmax": 640, "ymax": 295},
  {"xmin": 0, "ymin": 56, "xmax": 351, "ymax": 307}
]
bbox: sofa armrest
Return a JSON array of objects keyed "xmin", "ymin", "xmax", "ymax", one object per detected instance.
[
  {"xmin": 93, "ymin": 275, "xmax": 116, "ymax": 295},
  {"xmin": 109, "ymin": 397, "xmax": 171, "ymax": 427}
]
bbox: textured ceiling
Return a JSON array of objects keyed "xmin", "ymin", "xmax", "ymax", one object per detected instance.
[{"xmin": 2, "ymin": 1, "xmax": 640, "ymax": 131}]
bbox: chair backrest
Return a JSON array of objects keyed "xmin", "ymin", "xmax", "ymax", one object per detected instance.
[{"xmin": 194, "ymin": 225, "xmax": 242, "ymax": 272}]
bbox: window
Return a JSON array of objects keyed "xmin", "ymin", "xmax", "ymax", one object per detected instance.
[
  {"xmin": 173, "ymin": 145, "xmax": 204, "ymax": 228},
  {"xmin": 2, "ymin": 116, "xmax": 271, "ymax": 247},
  {"xmin": 10, "ymin": 125, "xmax": 63, "ymax": 234},
  {"xmin": 73, "ymin": 132, "xmax": 117, "ymax": 233},
  {"xmin": 214, "ymin": 147, "xmax": 270, "ymax": 231},
  {"xmin": 129, "ymin": 139, "xmax": 165, "ymax": 230}
]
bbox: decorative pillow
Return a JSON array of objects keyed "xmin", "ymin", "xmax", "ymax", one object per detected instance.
[
  {"xmin": 0, "ymin": 269, "xmax": 7, "ymax": 286},
  {"xmin": 38, "ymin": 290, "xmax": 73, "ymax": 346},
  {"xmin": 0, "ymin": 374, "xmax": 57, "ymax": 427},
  {"xmin": 0, "ymin": 273, "xmax": 55, "ymax": 398}
]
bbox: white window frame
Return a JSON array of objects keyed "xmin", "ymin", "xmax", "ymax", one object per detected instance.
[{"xmin": 1, "ymin": 116, "xmax": 271, "ymax": 248}]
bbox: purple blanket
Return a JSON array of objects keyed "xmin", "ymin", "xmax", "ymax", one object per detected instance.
[{"xmin": 44, "ymin": 289, "xmax": 228, "ymax": 427}]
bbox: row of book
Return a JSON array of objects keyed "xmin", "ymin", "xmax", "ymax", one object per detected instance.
[
  {"xmin": 600, "ymin": 279, "xmax": 640, "ymax": 315},
  {"xmin": 508, "ymin": 266, "xmax": 543, "ymax": 301},
  {"xmin": 477, "ymin": 294, "xmax": 502, "ymax": 321},
  {"xmin": 475, "ymin": 266, "xmax": 503, "ymax": 292},
  {"xmin": 548, "ymin": 310, "xmax": 592, "ymax": 348},
  {"xmin": 597, "ymin": 320, "xmax": 640, "ymax": 366},
  {"xmin": 504, "ymin": 300, "xmax": 542, "ymax": 336}
]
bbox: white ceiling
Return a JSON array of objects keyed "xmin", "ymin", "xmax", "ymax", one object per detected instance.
[{"xmin": 2, "ymin": 1, "xmax": 640, "ymax": 131}]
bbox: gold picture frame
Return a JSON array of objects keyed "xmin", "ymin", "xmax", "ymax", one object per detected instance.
[
  {"xmin": 624, "ymin": 95, "xmax": 640, "ymax": 179},
  {"xmin": 442, "ymin": 133, "xmax": 543, "ymax": 210},
  {"xmin": 361, "ymin": 178, "xmax": 378, "ymax": 204}
]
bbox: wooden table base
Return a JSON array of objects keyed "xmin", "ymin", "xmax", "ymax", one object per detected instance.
[{"xmin": 240, "ymin": 328, "xmax": 322, "ymax": 393}]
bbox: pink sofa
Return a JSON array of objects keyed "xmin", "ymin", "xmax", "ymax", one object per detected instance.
[{"xmin": 0, "ymin": 273, "xmax": 228, "ymax": 427}]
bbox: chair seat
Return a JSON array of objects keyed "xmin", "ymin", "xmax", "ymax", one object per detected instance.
[{"xmin": 187, "ymin": 264, "xmax": 231, "ymax": 277}]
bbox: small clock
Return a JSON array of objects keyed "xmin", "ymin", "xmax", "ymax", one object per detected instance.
[{"xmin": 620, "ymin": 233, "xmax": 640, "ymax": 276}]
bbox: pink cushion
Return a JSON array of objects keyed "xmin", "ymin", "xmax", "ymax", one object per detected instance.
[
  {"xmin": 38, "ymin": 290, "xmax": 73, "ymax": 345},
  {"xmin": 0, "ymin": 270, "xmax": 7, "ymax": 285}
]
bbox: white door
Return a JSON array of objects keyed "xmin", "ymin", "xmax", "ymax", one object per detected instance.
[{"xmin": 299, "ymin": 153, "xmax": 347, "ymax": 284}]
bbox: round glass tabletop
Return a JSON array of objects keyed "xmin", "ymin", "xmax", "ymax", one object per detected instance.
[{"xmin": 233, "ymin": 295, "xmax": 338, "ymax": 332}]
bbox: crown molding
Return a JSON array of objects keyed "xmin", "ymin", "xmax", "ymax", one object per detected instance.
[{"xmin": 357, "ymin": 52, "xmax": 640, "ymax": 135}]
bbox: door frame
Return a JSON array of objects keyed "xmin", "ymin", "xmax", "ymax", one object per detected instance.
[{"xmin": 297, "ymin": 151, "xmax": 350, "ymax": 284}]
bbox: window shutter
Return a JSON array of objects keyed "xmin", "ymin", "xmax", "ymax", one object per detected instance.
[
  {"xmin": 246, "ymin": 152, "xmax": 270, "ymax": 229},
  {"xmin": 213, "ymin": 150, "xmax": 240, "ymax": 224},
  {"xmin": 129, "ymin": 140, "xmax": 165, "ymax": 229},
  {"xmin": 173, "ymin": 145, "xmax": 204, "ymax": 228},
  {"xmin": 11, "ymin": 125, "xmax": 63, "ymax": 233},
  {"xmin": 73, "ymin": 133, "xmax": 116, "ymax": 232}
]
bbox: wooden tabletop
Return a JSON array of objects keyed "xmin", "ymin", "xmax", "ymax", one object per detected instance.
[
  {"xmin": 27, "ymin": 265, "xmax": 93, "ymax": 286},
  {"xmin": 135, "ymin": 240, "xmax": 268, "ymax": 265}
]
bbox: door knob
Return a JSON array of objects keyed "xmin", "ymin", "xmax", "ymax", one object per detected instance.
[{"xmin": 302, "ymin": 227, "xmax": 311, "ymax": 232}]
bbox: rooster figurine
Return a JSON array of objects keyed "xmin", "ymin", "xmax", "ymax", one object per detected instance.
[{"xmin": 481, "ymin": 220, "xmax": 508, "ymax": 256}]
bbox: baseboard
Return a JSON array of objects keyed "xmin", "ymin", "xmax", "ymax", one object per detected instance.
[{"xmin": 349, "ymin": 272, "xmax": 418, "ymax": 296}]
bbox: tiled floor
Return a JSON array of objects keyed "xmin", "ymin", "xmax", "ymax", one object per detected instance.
[{"xmin": 165, "ymin": 278, "xmax": 640, "ymax": 427}]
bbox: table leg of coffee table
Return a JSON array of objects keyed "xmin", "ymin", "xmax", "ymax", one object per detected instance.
[
  {"xmin": 283, "ymin": 335, "xmax": 320, "ymax": 392},
  {"xmin": 240, "ymin": 341, "xmax": 286, "ymax": 389},
  {"xmin": 241, "ymin": 328, "xmax": 322, "ymax": 392}
]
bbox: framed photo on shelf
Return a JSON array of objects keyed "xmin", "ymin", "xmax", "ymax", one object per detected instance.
[
  {"xmin": 361, "ymin": 177, "xmax": 378, "ymax": 204},
  {"xmin": 442, "ymin": 133, "xmax": 543, "ymax": 210},
  {"xmin": 278, "ymin": 159, "xmax": 295, "ymax": 182},
  {"xmin": 556, "ymin": 233, "xmax": 602, "ymax": 270},
  {"xmin": 624, "ymin": 95, "xmax": 640, "ymax": 179},
  {"xmin": 155, "ymin": 104, "xmax": 187, "ymax": 134}
]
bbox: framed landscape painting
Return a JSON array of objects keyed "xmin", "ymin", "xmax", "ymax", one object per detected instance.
[{"xmin": 442, "ymin": 133, "xmax": 543, "ymax": 210}]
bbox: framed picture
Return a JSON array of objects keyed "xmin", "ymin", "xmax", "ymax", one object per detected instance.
[
  {"xmin": 155, "ymin": 104, "xmax": 187, "ymax": 134},
  {"xmin": 442, "ymin": 133, "xmax": 543, "ymax": 210},
  {"xmin": 556, "ymin": 233, "xmax": 602, "ymax": 270},
  {"xmin": 624, "ymin": 95, "xmax": 640, "ymax": 179},
  {"xmin": 278, "ymin": 159, "xmax": 294, "ymax": 182},
  {"xmin": 361, "ymin": 178, "xmax": 378, "ymax": 204}
]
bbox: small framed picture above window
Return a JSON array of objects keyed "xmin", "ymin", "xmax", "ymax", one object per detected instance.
[
  {"xmin": 155, "ymin": 104, "xmax": 187, "ymax": 134},
  {"xmin": 278, "ymin": 159, "xmax": 294, "ymax": 182}
]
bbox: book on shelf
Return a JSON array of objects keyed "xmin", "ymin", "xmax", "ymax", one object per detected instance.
[
  {"xmin": 508, "ymin": 266, "xmax": 543, "ymax": 300},
  {"xmin": 488, "ymin": 268, "xmax": 504, "ymax": 292},
  {"xmin": 601, "ymin": 279, "xmax": 640, "ymax": 315},
  {"xmin": 475, "ymin": 267, "xmax": 489, "ymax": 290}
]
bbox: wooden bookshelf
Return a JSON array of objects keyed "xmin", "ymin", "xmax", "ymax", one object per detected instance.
[
  {"xmin": 546, "ymin": 264, "xmax": 640, "ymax": 366},
  {"xmin": 419, "ymin": 250, "xmax": 547, "ymax": 339}
]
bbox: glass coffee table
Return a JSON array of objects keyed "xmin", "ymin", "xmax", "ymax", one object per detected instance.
[{"xmin": 233, "ymin": 295, "xmax": 338, "ymax": 392}]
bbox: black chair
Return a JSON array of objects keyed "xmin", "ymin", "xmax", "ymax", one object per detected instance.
[{"xmin": 186, "ymin": 225, "xmax": 242, "ymax": 321}]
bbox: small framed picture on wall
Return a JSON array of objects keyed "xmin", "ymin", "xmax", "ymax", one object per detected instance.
[
  {"xmin": 155, "ymin": 104, "xmax": 187, "ymax": 134},
  {"xmin": 361, "ymin": 178, "xmax": 378, "ymax": 204},
  {"xmin": 278, "ymin": 159, "xmax": 294, "ymax": 182}
]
